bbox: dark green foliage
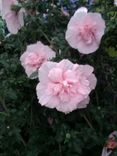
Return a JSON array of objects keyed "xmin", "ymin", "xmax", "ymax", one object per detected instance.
[{"xmin": 0, "ymin": 0, "xmax": 117, "ymax": 156}]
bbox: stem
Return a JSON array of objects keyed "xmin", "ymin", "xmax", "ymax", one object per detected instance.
[
  {"xmin": 16, "ymin": 150, "xmax": 21, "ymax": 156},
  {"xmin": 20, "ymin": 135, "xmax": 26, "ymax": 147},
  {"xmin": 37, "ymin": 17, "xmax": 52, "ymax": 44},
  {"xmin": 58, "ymin": 143, "xmax": 62, "ymax": 156},
  {"xmin": 83, "ymin": 114, "xmax": 94, "ymax": 129},
  {"xmin": 52, "ymin": 0, "xmax": 54, "ymax": 5},
  {"xmin": 0, "ymin": 96, "xmax": 9, "ymax": 114},
  {"xmin": 39, "ymin": 29, "xmax": 52, "ymax": 44}
]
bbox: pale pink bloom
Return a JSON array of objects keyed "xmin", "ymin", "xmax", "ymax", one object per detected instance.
[
  {"xmin": 65, "ymin": 7, "xmax": 106, "ymax": 54},
  {"xmin": 36, "ymin": 59, "xmax": 97, "ymax": 114},
  {"xmin": 20, "ymin": 41, "xmax": 55, "ymax": 79},
  {"xmin": 101, "ymin": 131, "xmax": 117, "ymax": 156},
  {"xmin": 1, "ymin": 0, "xmax": 24, "ymax": 34},
  {"xmin": 0, "ymin": 1, "xmax": 2, "ymax": 16},
  {"xmin": 75, "ymin": 7, "xmax": 88, "ymax": 14}
]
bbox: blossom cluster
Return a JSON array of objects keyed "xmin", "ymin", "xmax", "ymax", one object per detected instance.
[{"xmin": 1, "ymin": 0, "xmax": 107, "ymax": 114}]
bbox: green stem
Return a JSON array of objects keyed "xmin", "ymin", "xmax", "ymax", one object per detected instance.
[
  {"xmin": 20, "ymin": 135, "xmax": 26, "ymax": 147},
  {"xmin": 58, "ymin": 143, "xmax": 62, "ymax": 156},
  {"xmin": 0, "ymin": 96, "xmax": 9, "ymax": 114},
  {"xmin": 37, "ymin": 17, "xmax": 52, "ymax": 44},
  {"xmin": 39, "ymin": 29, "xmax": 52, "ymax": 44},
  {"xmin": 16, "ymin": 150, "xmax": 21, "ymax": 156},
  {"xmin": 83, "ymin": 114, "xmax": 94, "ymax": 129}
]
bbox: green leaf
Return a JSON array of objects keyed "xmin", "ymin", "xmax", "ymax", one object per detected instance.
[
  {"xmin": 29, "ymin": 71, "xmax": 38, "ymax": 79},
  {"xmin": 107, "ymin": 47, "xmax": 117, "ymax": 57}
]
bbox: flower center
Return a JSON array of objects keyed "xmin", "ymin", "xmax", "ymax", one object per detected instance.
[
  {"xmin": 25, "ymin": 53, "xmax": 45, "ymax": 68},
  {"xmin": 62, "ymin": 80, "xmax": 71, "ymax": 87},
  {"xmin": 53, "ymin": 79, "xmax": 77, "ymax": 97},
  {"xmin": 48, "ymin": 68, "xmax": 79, "ymax": 99},
  {"xmin": 79, "ymin": 24, "xmax": 96, "ymax": 44}
]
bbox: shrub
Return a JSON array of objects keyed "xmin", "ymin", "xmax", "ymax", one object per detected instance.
[{"xmin": 0, "ymin": 0, "xmax": 117, "ymax": 156}]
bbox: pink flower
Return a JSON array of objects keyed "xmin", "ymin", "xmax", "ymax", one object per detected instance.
[
  {"xmin": 101, "ymin": 131, "xmax": 117, "ymax": 156},
  {"xmin": 65, "ymin": 7, "xmax": 106, "ymax": 54},
  {"xmin": 36, "ymin": 59, "xmax": 97, "ymax": 114},
  {"xmin": 0, "ymin": 1, "xmax": 2, "ymax": 15},
  {"xmin": 1, "ymin": 0, "xmax": 24, "ymax": 34},
  {"xmin": 20, "ymin": 41, "xmax": 56, "ymax": 79}
]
